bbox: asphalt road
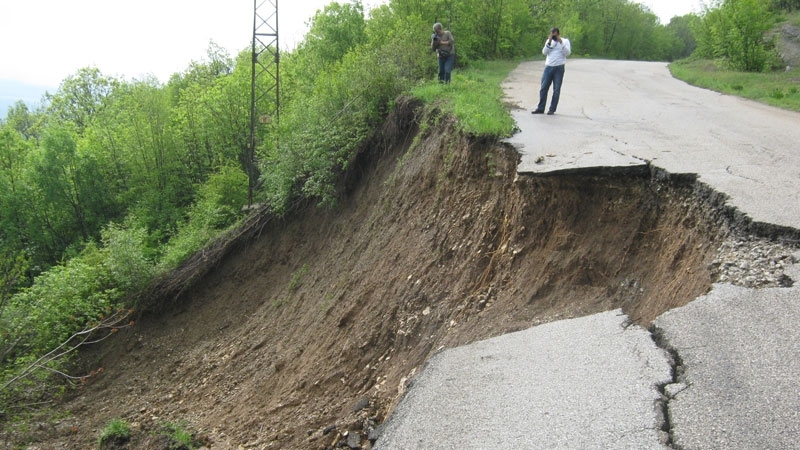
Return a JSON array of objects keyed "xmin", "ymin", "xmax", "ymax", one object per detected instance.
[
  {"xmin": 375, "ymin": 60, "xmax": 800, "ymax": 450},
  {"xmin": 375, "ymin": 310, "xmax": 672, "ymax": 450},
  {"xmin": 654, "ymin": 281, "xmax": 800, "ymax": 450},
  {"xmin": 503, "ymin": 59, "xmax": 800, "ymax": 231}
]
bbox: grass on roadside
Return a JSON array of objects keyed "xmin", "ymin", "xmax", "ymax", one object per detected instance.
[
  {"xmin": 669, "ymin": 58, "xmax": 800, "ymax": 111},
  {"xmin": 410, "ymin": 59, "xmax": 521, "ymax": 137}
]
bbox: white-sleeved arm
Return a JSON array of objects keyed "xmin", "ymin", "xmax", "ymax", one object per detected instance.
[{"xmin": 542, "ymin": 40, "xmax": 552, "ymax": 56}]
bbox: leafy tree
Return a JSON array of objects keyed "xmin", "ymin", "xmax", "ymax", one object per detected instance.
[
  {"xmin": 365, "ymin": 6, "xmax": 434, "ymax": 81},
  {"xmin": 306, "ymin": 1, "xmax": 367, "ymax": 64},
  {"xmin": 695, "ymin": 0, "xmax": 780, "ymax": 71},
  {"xmin": 158, "ymin": 165, "xmax": 249, "ymax": 270},
  {"xmin": 46, "ymin": 67, "xmax": 116, "ymax": 133},
  {"xmin": 4, "ymin": 101, "xmax": 43, "ymax": 141},
  {"xmin": 665, "ymin": 15, "xmax": 699, "ymax": 60}
]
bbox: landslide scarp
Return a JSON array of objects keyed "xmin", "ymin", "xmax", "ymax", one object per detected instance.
[{"xmin": 12, "ymin": 97, "xmax": 761, "ymax": 450}]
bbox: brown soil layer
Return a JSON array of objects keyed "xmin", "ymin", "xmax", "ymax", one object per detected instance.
[{"xmin": 5, "ymin": 98, "xmax": 729, "ymax": 449}]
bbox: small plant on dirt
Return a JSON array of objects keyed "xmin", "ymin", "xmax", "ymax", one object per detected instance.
[
  {"xmin": 485, "ymin": 152, "xmax": 498, "ymax": 176},
  {"xmin": 98, "ymin": 418, "xmax": 131, "ymax": 448},
  {"xmin": 162, "ymin": 421, "xmax": 198, "ymax": 450},
  {"xmin": 288, "ymin": 264, "xmax": 309, "ymax": 293}
]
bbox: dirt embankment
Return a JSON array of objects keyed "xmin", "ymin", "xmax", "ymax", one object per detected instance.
[{"xmin": 7, "ymin": 97, "xmax": 741, "ymax": 449}]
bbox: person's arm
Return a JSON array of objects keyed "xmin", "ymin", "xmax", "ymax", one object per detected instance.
[
  {"xmin": 563, "ymin": 38, "xmax": 572, "ymax": 57},
  {"xmin": 542, "ymin": 39, "xmax": 552, "ymax": 55}
]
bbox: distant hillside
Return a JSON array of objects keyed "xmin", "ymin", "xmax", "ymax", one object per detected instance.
[
  {"xmin": 777, "ymin": 21, "xmax": 800, "ymax": 67},
  {"xmin": 0, "ymin": 79, "xmax": 52, "ymax": 118}
]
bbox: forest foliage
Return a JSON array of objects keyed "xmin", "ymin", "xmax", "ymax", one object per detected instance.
[{"xmin": 0, "ymin": 0, "xmax": 796, "ymax": 414}]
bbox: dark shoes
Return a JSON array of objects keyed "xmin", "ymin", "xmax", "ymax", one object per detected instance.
[
  {"xmin": 531, "ymin": 109, "xmax": 544, "ymax": 114},
  {"xmin": 547, "ymin": 111, "xmax": 555, "ymax": 115}
]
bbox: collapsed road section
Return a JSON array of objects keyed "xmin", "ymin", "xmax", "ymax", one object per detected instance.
[{"xmin": 375, "ymin": 309, "xmax": 674, "ymax": 450}]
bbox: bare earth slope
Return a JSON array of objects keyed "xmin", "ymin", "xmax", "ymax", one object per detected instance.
[{"xmin": 9, "ymin": 97, "xmax": 736, "ymax": 449}]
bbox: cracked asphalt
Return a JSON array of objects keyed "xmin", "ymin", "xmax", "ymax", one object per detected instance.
[
  {"xmin": 375, "ymin": 60, "xmax": 800, "ymax": 449},
  {"xmin": 655, "ymin": 280, "xmax": 800, "ymax": 450},
  {"xmin": 504, "ymin": 59, "xmax": 800, "ymax": 231},
  {"xmin": 375, "ymin": 310, "xmax": 673, "ymax": 449}
]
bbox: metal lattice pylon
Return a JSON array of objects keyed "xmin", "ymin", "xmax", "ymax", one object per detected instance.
[{"xmin": 248, "ymin": 0, "xmax": 279, "ymax": 205}]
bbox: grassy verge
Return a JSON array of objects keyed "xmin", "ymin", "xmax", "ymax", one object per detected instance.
[
  {"xmin": 669, "ymin": 59, "xmax": 800, "ymax": 111},
  {"xmin": 410, "ymin": 59, "xmax": 521, "ymax": 137}
]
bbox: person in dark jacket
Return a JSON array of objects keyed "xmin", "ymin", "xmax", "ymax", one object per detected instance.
[{"xmin": 431, "ymin": 22, "xmax": 455, "ymax": 84}]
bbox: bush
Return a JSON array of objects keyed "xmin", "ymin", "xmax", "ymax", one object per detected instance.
[
  {"xmin": 157, "ymin": 166, "xmax": 248, "ymax": 271},
  {"xmin": 162, "ymin": 421, "xmax": 199, "ymax": 450},
  {"xmin": 0, "ymin": 221, "xmax": 150, "ymax": 409},
  {"xmin": 694, "ymin": 0, "xmax": 780, "ymax": 71},
  {"xmin": 261, "ymin": 44, "xmax": 407, "ymax": 210},
  {"xmin": 98, "ymin": 418, "xmax": 131, "ymax": 448}
]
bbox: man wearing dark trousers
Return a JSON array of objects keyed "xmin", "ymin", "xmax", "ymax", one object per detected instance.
[
  {"xmin": 532, "ymin": 27, "xmax": 571, "ymax": 115},
  {"xmin": 431, "ymin": 22, "xmax": 455, "ymax": 84}
]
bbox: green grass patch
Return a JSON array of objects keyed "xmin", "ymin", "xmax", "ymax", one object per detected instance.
[
  {"xmin": 161, "ymin": 421, "xmax": 199, "ymax": 450},
  {"xmin": 288, "ymin": 264, "xmax": 309, "ymax": 293},
  {"xmin": 780, "ymin": 10, "xmax": 800, "ymax": 27},
  {"xmin": 669, "ymin": 59, "xmax": 800, "ymax": 111},
  {"xmin": 410, "ymin": 59, "xmax": 521, "ymax": 137},
  {"xmin": 98, "ymin": 418, "xmax": 131, "ymax": 448}
]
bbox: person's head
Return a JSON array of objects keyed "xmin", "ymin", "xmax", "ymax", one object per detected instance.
[
  {"xmin": 550, "ymin": 27, "xmax": 560, "ymax": 38},
  {"xmin": 433, "ymin": 22, "xmax": 443, "ymax": 35}
]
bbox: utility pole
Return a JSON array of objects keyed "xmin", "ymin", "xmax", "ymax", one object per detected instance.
[{"xmin": 248, "ymin": 0, "xmax": 279, "ymax": 206}]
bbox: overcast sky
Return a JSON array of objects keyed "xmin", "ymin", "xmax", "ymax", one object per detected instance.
[
  {"xmin": 0, "ymin": 0, "xmax": 701, "ymax": 91},
  {"xmin": 640, "ymin": 0, "xmax": 705, "ymax": 25}
]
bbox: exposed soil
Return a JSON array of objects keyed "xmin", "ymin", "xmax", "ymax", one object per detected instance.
[
  {"xmin": 1, "ymin": 97, "xmax": 764, "ymax": 449},
  {"xmin": 777, "ymin": 23, "xmax": 800, "ymax": 67}
]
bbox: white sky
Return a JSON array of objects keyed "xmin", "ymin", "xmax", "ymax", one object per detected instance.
[
  {"xmin": 0, "ymin": 0, "xmax": 700, "ymax": 90},
  {"xmin": 0, "ymin": 0, "xmax": 387, "ymax": 89},
  {"xmin": 639, "ymin": 0, "xmax": 705, "ymax": 24}
]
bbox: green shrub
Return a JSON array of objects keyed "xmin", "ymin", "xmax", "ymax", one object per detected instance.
[
  {"xmin": 0, "ymin": 221, "xmax": 150, "ymax": 409},
  {"xmin": 693, "ymin": 0, "xmax": 779, "ymax": 72},
  {"xmin": 261, "ymin": 44, "xmax": 407, "ymax": 210},
  {"xmin": 157, "ymin": 166, "xmax": 248, "ymax": 271},
  {"xmin": 98, "ymin": 418, "xmax": 131, "ymax": 448},
  {"xmin": 162, "ymin": 421, "xmax": 198, "ymax": 450}
]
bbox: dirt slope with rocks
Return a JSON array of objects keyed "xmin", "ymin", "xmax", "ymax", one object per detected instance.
[{"xmin": 4, "ymin": 97, "xmax": 795, "ymax": 450}]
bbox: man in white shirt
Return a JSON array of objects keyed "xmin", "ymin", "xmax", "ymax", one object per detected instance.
[{"xmin": 532, "ymin": 27, "xmax": 571, "ymax": 115}]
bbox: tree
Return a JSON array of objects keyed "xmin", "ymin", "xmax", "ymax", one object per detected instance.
[
  {"xmin": 666, "ymin": 15, "xmax": 698, "ymax": 60},
  {"xmin": 4, "ymin": 101, "xmax": 42, "ymax": 141},
  {"xmin": 302, "ymin": 2, "xmax": 368, "ymax": 67},
  {"xmin": 46, "ymin": 67, "xmax": 116, "ymax": 133},
  {"xmin": 694, "ymin": 0, "xmax": 779, "ymax": 71}
]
